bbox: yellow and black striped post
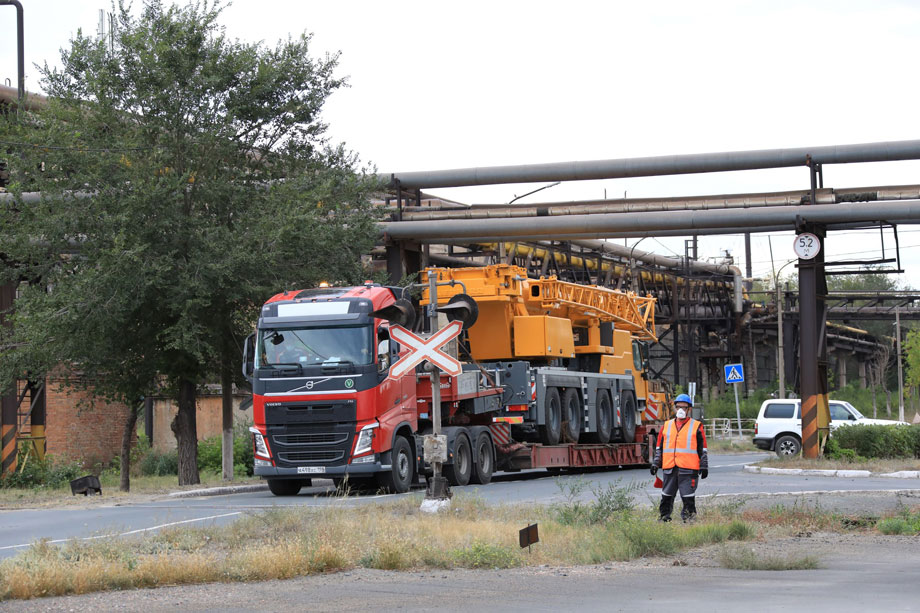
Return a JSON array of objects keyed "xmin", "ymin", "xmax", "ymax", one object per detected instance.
[{"xmin": 1, "ymin": 282, "xmax": 17, "ymax": 474}]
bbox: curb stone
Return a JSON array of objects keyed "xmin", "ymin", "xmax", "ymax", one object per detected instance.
[
  {"xmin": 744, "ymin": 464, "xmax": 918, "ymax": 479},
  {"xmin": 168, "ymin": 484, "xmax": 269, "ymax": 498}
]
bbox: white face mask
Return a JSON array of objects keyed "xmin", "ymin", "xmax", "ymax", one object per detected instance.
[{"xmin": 676, "ymin": 408, "xmax": 688, "ymax": 419}]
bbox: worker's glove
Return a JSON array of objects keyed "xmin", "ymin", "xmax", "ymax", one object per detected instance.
[
  {"xmin": 650, "ymin": 466, "xmax": 658, "ymax": 476},
  {"xmin": 700, "ymin": 469, "xmax": 708, "ymax": 480}
]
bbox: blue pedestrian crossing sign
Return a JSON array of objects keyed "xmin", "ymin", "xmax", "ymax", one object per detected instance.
[{"xmin": 724, "ymin": 363, "xmax": 744, "ymax": 384}]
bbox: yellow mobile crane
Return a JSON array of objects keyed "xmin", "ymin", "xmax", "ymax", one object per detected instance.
[{"xmin": 423, "ymin": 264, "xmax": 673, "ymax": 447}]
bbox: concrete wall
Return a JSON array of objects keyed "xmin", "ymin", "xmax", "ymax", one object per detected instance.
[{"xmin": 150, "ymin": 393, "xmax": 251, "ymax": 452}]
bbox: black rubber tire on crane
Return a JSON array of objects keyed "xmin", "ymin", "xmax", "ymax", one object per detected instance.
[
  {"xmin": 561, "ymin": 388, "xmax": 582, "ymax": 443},
  {"xmin": 444, "ymin": 433, "xmax": 472, "ymax": 486},
  {"xmin": 613, "ymin": 392, "xmax": 638, "ymax": 443},
  {"xmin": 540, "ymin": 387, "xmax": 563, "ymax": 445},
  {"xmin": 470, "ymin": 431, "xmax": 494, "ymax": 485},
  {"xmin": 584, "ymin": 389, "xmax": 613, "ymax": 444}
]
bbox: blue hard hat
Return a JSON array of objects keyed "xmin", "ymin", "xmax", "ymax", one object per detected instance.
[{"xmin": 675, "ymin": 393, "xmax": 693, "ymax": 406}]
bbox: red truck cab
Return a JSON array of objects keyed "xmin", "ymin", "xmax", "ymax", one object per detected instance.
[{"xmin": 244, "ymin": 283, "xmax": 418, "ymax": 495}]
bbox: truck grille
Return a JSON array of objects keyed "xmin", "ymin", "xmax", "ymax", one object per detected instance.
[
  {"xmin": 278, "ymin": 450, "xmax": 344, "ymax": 463},
  {"xmin": 273, "ymin": 432, "xmax": 348, "ymax": 446},
  {"xmin": 265, "ymin": 399, "xmax": 356, "ymax": 468}
]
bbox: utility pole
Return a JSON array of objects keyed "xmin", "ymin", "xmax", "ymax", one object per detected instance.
[
  {"xmin": 896, "ymin": 306, "xmax": 905, "ymax": 422},
  {"xmin": 420, "ymin": 272, "xmax": 451, "ymax": 512},
  {"xmin": 777, "ymin": 282, "xmax": 785, "ymax": 399}
]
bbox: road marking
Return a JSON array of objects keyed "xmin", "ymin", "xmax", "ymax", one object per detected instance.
[
  {"xmin": 0, "ymin": 511, "xmax": 242, "ymax": 552},
  {"xmin": 713, "ymin": 461, "xmax": 754, "ymax": 468}
]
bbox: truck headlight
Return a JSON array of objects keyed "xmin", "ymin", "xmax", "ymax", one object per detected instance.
[
  {"xmin": 250, "ymin": 426, "xmax": 270, "ymax": 459},
  {"xmin": 353, "ymin": 423, "xmax": 378, "ymax": 457}
]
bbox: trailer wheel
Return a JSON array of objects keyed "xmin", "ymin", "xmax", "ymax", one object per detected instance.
[
  {"xmin": 444, "ymin": 433, "xmax": 472, "ymax": 486},
  {"xmin": 584, "ymin": 390, "xmax": 613, "ymax": 444},
  {"xmin": 561, "ymin": 388, "xmax": 582, "ymax": 443},
  {"xmin": 376, "ymin": 435, "xmax": 414, "ymax": 494},
  {"xmin": 613, "ymin": 392, "xmax": 638, "ymax": 443},
  {"xmin": 470, "ymin": 431, "xmax": 494, "ymax": 485},
  {"xmin": 539, "ymin": 387, "xmax": 563, "ymax": 445},
  {"xmin": 267, "ymin": 478, "xmax": 303, "ymax": 496}
]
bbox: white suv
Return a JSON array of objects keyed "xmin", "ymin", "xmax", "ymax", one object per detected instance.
[{"xmin": 753, "ymin": 398, "xmax": 907, "ymax": 456}]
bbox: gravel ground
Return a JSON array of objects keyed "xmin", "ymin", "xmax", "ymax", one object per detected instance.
[{"xmin": 2, "ymin": 490, "xmax": 919, "ymax": 612}]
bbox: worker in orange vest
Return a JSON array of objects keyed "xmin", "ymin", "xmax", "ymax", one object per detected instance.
[{"xmin": 651, "ymin": 394, "xmax": 708, "ymax": 522}]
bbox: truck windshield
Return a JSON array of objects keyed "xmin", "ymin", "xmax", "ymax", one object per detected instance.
[{"xmin": 257, "ymin": 325, "xmax": 373, "ymax": 368}]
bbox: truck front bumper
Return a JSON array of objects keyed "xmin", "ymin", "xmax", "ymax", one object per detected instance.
[{"xmin": 255, "ymin": 458, "xmax": 389, "ymax": 479}]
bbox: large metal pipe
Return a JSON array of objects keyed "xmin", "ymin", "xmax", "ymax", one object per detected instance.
[
  {"xmin": 0, "ymin": 1, "xmax": 24, "ymax": 100},
  {"xmin": 382, "ymin": 200, "xmax": 920, "ymax": 241},
  {"xmin": 418, "ymin": 222, "xmax": 876, "ymax": 243},
  {"xmin": 401, "ymin": 185, "xmax": 920, "ymax": 221},
  {"xmin": 384, "ymin": 140, "xmax": 920, "ymax": 189},
  {"xmin": 563, "ymin": 238, "xmax": 734, "ymax": 275},
  {"xmin": 0, "ymin": 84, "xmax": 48, "ymax": 111}
]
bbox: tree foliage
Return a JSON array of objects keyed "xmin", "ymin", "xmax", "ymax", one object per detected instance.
[{"xmin": 0, "ymin": 0, "xmax": 381, "ymax": 484}]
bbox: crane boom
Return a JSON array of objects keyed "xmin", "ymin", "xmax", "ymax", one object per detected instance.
[{"xmin": 527, "ymin": 278, "xmax": 657, "ymax": 342}]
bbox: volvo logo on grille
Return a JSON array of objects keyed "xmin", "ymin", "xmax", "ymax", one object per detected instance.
[{"xmin": 305, "ymin": 380, "xmax": 315, "ymax": 390}]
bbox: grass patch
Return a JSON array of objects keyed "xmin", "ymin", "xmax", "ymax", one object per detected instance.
[
  {"xmin": 718, "ymin": 545, "xmax": 820, "ymax": 570},
  {"xmin": 757, "ymin": 456, "xmax": 920, "ymax": 473},
  {"xmin": 706, "ymin": 438, "xmax": 759, "ymax": 453},
  {"xmin": 876, "ymin": 509, "xmax": 920, "ymax": 535},
  {"xmin": 0, "ymin": 472, "xmax": 262, "ymax": 508},
  {"xmin": 0, "ymin": 489, "xmax": 758, "ymax": 601}
]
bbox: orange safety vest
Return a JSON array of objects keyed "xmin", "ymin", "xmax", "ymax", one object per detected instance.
[{"xmin": 661, "ymin": 418, "xmax": 701, "ymax": 470}]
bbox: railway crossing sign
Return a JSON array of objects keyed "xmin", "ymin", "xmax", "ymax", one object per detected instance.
[
  {"xmin": 724, "ymin": 363, "xmax": 744, "ymax": 384},
  {"xmin": 389, "ymin": 320, "xmax": 463, "ymax": 378}
]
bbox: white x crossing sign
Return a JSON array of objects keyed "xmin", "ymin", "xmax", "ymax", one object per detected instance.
[
  {"xmin": 389, "ymin": 320, "xmax": 463, "ymax": 378},
  {"xmin": 724, "ymin": 363, "xmax": 744, "ymax": 384}
]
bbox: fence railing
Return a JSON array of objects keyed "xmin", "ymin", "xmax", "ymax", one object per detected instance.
[{"xmin": 706, "ymin": 417, "xmax": 756, "ymax": 439}]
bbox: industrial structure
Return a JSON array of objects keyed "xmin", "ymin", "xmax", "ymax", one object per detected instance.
[{"xmin": 4, "ymin": 67, "xmax": 920, "ymax": 467}]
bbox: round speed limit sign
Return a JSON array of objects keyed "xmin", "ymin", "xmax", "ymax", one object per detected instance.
[{"xmin": 793, "ymin": 232, "xmax": 821, "ymax": 260}]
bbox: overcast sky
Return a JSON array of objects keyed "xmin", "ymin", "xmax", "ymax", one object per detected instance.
[{"xmin": 3, "ymin": 0, "xmax": 920, "ymax": 289}]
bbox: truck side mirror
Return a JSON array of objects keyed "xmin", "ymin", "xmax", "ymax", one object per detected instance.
[
  {"xmin": 377, "ymin": 338, "xmax": 391, "ymax": 373},
  {"xmin": 242, "ymin": 332, "xmax": 255, "ymax": 382}
]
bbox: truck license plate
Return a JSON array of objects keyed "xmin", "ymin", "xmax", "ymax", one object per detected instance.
[{"xmin": 297, "ymin": 467, "xmax": 323, "ymax": 474}]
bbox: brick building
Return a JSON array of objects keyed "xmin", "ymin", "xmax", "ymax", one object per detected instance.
[{"xmin": 43, "ymin": 375, "xmax": 250, "ymax": 466}]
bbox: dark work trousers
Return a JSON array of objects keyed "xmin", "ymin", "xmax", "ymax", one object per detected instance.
[{"xmin": 659, "ymin": 467, "xmax": 699, "ymax": 520}]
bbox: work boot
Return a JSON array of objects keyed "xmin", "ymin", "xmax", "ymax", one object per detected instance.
[
  {"xmin": 658, "ymin": 495, "xmax": 674, "ymax": 522},
  {"xmin": 681, "ymin": 497, "xmax": 697, "ymax": 523}
]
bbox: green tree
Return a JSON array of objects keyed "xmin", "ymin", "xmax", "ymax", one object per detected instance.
[{"xmin": 0, "ymin": 0, "xmax": 380, "ymax": 486}]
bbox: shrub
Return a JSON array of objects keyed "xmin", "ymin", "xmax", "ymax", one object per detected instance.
[
  {"xmin": 451, "ymin": 541, "xmax": 520, "ymax": 569},
  {"xmin": 824, "ymin": 438, "xmax": 864, "ymax": 463},
  {"xmin": 196, "ymin": 421, "xmax": 254, "ymax": 477},
  {"xmin": 832, "ymin": 424, "xmax": 920, "ymax": 459},
  {"xmin": 139, "ymin": 449, "xmax": 179, "ymax": 476},
  {"xmin": 552, "ymin": 477, "xmax": 641, "ymax": 525},
  {"xmin": 0, "ymin": 452, "xmax": 84, "ymax": 489}
]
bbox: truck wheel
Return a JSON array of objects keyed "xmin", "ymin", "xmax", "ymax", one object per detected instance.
[
  {"xmin": 470, "ymin": 432, "xmax": 494, "ymax": 485},
  {"xmin": 585, "ymin": 390, "xmax": 613, "ymax": 444},
  {"xmin": 775, "ymin": 435, "xmax": 801, "ymax": 457},
  {"xmin": 267, "ymin": 478, "xmax": 303, "ymax": 496},
  {"xmin": 444, "ymin": 434, "xmax": 472, "ymax": 486},
  {"xmin": 561, "ymin": 388, "xmax": 582, "ymax": 443},
  {"xmin": 376, "ymin": 436, "xmax": 414, "ymax": 494},
  {"xmin": 613, "ymin": 392, "xmax": 637, "ymax": 443},
  {"xmin": 539, "ymin": 388, "xmax": 562, "ymax": 445}
]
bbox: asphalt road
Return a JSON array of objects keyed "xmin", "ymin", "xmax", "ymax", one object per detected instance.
[{"xmin": 0, "ymin": 452, "xmax": 917, "ymax": 559}]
